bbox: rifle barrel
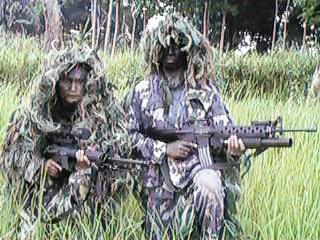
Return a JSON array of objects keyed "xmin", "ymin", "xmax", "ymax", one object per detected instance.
[{"xmin": 275, "ymin": 129, "xmax": 317, "ymax": 133}]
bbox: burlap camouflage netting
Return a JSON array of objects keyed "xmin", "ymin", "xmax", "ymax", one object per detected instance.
[
  {"xmin": 1, "ymin": 46, "xmax": 129, "ymax": 183},
  {"xmin": 140, "ymin": 14, "xmax": 215, "ymax": 88}
]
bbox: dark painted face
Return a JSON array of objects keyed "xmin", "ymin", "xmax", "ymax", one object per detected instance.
[
  {"xmin": 161, "ymin": 38, "xmax": 187, "ymax": 71},
  {"xmin": 58, "ymin": 64, "xmax": 89, "ymax": 106}
]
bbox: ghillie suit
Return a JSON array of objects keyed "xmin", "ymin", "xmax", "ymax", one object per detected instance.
[
  {"xmin": 126, "ymin": 14, "xmax": 243, "ymax": 239},
  {"xmin": 1, "ymin": 47, "xmax": 130, "ymax": 238}
]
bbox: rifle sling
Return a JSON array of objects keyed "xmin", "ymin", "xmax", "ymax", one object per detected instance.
[{"xmin": 160, "ymin": 159, "xmax": 177, "ymax": 192}]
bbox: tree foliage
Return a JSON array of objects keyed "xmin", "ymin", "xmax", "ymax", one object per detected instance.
[{"xmin": 293, "ymin": 0, "xmax": 320, "ymax": 26}]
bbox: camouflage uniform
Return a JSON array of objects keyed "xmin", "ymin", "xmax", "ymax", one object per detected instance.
[
  {"xmin": 1, "ymin": 47, "xmax": 129, "ymax": 238},
  {"xmin": 126, "ymin": 15, "xmax": 242, "ymax": 239}
]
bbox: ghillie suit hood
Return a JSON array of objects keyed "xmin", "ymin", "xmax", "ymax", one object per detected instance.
[
  {"xmin": 138, "ymin": 14, "xmax": 216, "ymax": 112},
  {"xmin": 1, "ymin": 47, "xmax": 128, "ymax": 183},
  {"xmin": 140, "ymin": 14, "xmax": 215, "ymax": 89},
  {"xmin": 30, "ymin": 46, "xmax": 127, "ymax": 151}
]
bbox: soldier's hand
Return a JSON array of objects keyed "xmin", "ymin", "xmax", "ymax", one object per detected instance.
[
  {"xmin": 166, "ymin": 140, "xmax": 197, "ymax": 160},
  {"xmin": 226, "ymin": 134, "xmax": 245, "ymax": 157},
  {"xmin": 45, "ymin": 159, "xmax": 62, "ymax": 177},
  {"xmin": 76, "ymin": 149, "xmax": 91, "ymax": 169}
]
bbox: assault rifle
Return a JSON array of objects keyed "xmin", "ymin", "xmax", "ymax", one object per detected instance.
[
  {"xmin": 145, "ymin": 116, "xmax": 316, "ymax": 169},
  {"xmin": 44, "ymin": 127, "xmax": 149, "ymax": 176}
]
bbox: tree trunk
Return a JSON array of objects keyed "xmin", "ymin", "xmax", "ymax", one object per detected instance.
[
  {"xmin": 302, "ymin": 20, "xmax": 307, "ymax": 49},
  {"xmin": 131, "ymin": 14, "xmax": 137, "ymax": 50},
  {"xmin": 121, "ymin": 7, "xmax": 126, "ymax": 35},
  {"xmin": 207, "ymin": 1, "xmax": 210, "ymax": 41},
  {"xmin": 95, "ymin": 0, "xmax": 101, "ymax": 49},
  {"xmin": 219, "ymin": 12, "xmax": 226, "ymax": 58},
  {"xmin": 111, "ymin": 0, "xmax": 120, "ymax": 58},
  {"xmin": 283, "ymin": 0, "xmax": 290, "ymax": 50},
  {"xmin": 91, "ymin": 0, "xmax": 97, "ymax": 48},
  {"xmin": 272, "ymin": 0, "xmax": 279, "ymax": 51},
  {"xmin": 203, "ymin": 1, "xmax": 208, "ymax": 38},
  {"xmin": 143, "ymin": 7, "xmax": 147, "ymax": 30},
  {"xmin": 104, "ymin": 0, "xmax": 113, "ymax": 53},
  {"xmin": 0, "ymin": 0, "xmax": 8, "ymax": 32},
  {"xmin": 43, "ymin": 0, "xmax": 63, "ymax": 52}
]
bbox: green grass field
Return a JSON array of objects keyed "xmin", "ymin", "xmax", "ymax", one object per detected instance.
[
  {"xmin": 1, "ymin": 82, "xmax": 319, "ymax": 239},
  {"xmin": 0, "ymin": 35, "xmax": 319, "ymax": 239}
]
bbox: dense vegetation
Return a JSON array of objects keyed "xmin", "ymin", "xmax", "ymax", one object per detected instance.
[
  {"xmin": 0, "ymin": 34, "xmax": 318, "ymax": 100},
  {"xmin": 0, "ymin": 35, "xmax": 320, "ymax": 239}
]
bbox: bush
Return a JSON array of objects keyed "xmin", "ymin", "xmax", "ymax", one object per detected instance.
[
  {"xmin": 221, "ymin": 49, "xmax": 319, "ymax": 99},
  {"xmin": 0, "ymin": 34, "xmax": 319, "ymax": 100}
]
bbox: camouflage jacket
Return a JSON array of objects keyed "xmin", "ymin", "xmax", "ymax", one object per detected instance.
[{"xmin": 127, "ymin": 74, "xmax": 233, "ymax": 189}]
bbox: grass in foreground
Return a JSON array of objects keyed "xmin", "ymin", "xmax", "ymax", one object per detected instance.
[{"xmin": 0, "ymin": 82, "xmax": 320, "ymax": 239}]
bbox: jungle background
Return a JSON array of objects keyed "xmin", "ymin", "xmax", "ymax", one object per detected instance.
[{"xmin": 0, "ymin": 0, "xmax": 320, "ymax": 239}]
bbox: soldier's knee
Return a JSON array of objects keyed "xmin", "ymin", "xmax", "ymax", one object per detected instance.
[{"xmin": 193, "ymin": 169, "xmax": 224, "ymax": 200}]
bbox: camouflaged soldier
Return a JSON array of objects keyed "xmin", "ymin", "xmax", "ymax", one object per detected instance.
[
  {"xmin": 1, "ymin": 47, "xmax": 129, "ymax": 238},
  {"xmin": 126, "ymin": 15, "xmax": 246, "ymax": 239}
]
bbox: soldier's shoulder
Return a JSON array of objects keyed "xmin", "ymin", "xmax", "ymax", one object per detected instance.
[{"xmin": 135, "ymin": 79, "xmax": 151, "ymax": 93}]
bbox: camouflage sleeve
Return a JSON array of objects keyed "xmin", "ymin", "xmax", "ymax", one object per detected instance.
[
  {"xmin": 127, "ymin": 90, "xmax": 166, "ymax": 165},
  {"xmin": 210, "ymin": 86, "xmax": 234, "ymax": 126},
  {"xmin": 1, "ymin": 109, "xmax": 44, "ymax": 183}
]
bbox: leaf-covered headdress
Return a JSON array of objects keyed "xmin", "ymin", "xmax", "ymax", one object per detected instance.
[{"xmin": 140, "ymin": 14, "xmax": 216, "ymax": 88}]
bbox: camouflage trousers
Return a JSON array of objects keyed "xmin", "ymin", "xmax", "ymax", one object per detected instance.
[
  {"xmin": 142, "ymin": 169, "xmax": 225, "ymax": 240},
  {"xmin": 18, "ymin": 167, "xmax": 130, "ymax": 239},
  {"xmin": 17, "ymin": 167, "xmax": 93, "ymax": 239}
]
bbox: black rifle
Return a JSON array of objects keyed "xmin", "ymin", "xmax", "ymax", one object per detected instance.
[
  {"xmin": 44, "ymin": 127, "xmax": 149, "ymax": 175},
  {"xmin": 145, "ymin": 116, "xmax": 316, "ymax": 169}
]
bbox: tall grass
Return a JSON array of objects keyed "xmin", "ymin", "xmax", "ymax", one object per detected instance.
[
  {"xmin": 221, "ymin": 50, "xmax": 319, "ymax": 99},
  {"xmin": 0, "ymin": 35, "xmax": 319, "ymax": 239},
  {"xmin": 1, "ymin": 82, "xmax": 319, "ymax": 239},
  {"xmin": 225, "ymin": 95, "xmax": 320, "ymax": 239},
  {"xmin": 0, "ymin": 35, "xmax": 43, "ymax": 87}
]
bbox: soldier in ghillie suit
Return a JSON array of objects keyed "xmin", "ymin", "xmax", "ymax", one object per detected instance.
[
  {"xmin": 1, "ymin": 47, "xmax": 129, "ymax": 238},
  {"xmin": 125, "ymin": 15, "xmax": 245, "ymax": 239}
]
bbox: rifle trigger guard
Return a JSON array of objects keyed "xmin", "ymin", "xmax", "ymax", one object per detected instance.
[{"xmin": 59, "ymin": 153, "xmax": 69, "ymax": 171}]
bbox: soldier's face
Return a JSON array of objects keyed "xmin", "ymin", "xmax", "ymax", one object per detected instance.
[
  {"xmin": 58, "ymin": 65, "xmax": 88, "ymax": 106},
  {"xmin": 161, "ymin": 39, "xmax": 187, "ymax": 71}
]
